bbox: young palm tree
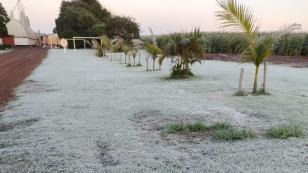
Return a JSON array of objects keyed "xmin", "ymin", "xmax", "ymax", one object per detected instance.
[
  {"xmin": 100, "ymin": 35, "xmax": 112, "ymax": 57},
  {"xmin": 145, "ymin": 44, "xmax": 162, "ymax": 71},
  {"xmin": 123, "ymin": 44, "xmax": 131, "ymax": 64},
  {"xmin": 216, "ymin": 0, "xmax": 300, "ymax": 93},
  {"xmin": 131, "ymin": 39, "xmax": 143, "ymax": 66},
  {"xmin": 167, "ymin": 28, "xmax": 203, "ymax": 79}
]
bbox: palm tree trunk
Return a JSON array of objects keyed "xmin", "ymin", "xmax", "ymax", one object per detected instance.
[
  {"xmin": 146, "ymin": 58, "xmax": 149, "ymax": 71},
  {"xmin": 252, "ymin": 65, "xmax": 259, "ymax": 94},
  {"xmin": 138, "ymin": 53, "xmax": 141, "ymax": 64},
  {"xmin": 153, "ymin": 58, "xmax": 155, "ymax": 71},
  {"xmin": 124, "ymin": 54, "xmax": 127, "ymax": 64}
]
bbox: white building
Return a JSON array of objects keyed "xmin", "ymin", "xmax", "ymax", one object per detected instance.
[
  {"xmin": 6, "ymin": 0, "xmax": 38, "ymax": 46},
  {"xmin": 6, "ymin": 19, "xmax": 37, "ymax": 46}
]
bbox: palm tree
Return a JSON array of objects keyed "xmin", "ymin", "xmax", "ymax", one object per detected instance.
[
  {"xmin": 100, "ymin": 35, "xmax": 112, "ymax": 57},
  {"xmin": 145, "ymin": 44, "xmax": 162, "ymax": 71},
  {"xmin": 167, "ymin": 28, "xmax": 203, "ymax": 79},
  {"xmin": 131, "ymin": 39, "xmax": 143, "ymax": 66},
  {"xmin": 123, "ymin": 44, "xmax": 131, "ymax": 64},
  {"xmin": 216, "ymin": 0, "xmax": 300, "ymax": 93}
]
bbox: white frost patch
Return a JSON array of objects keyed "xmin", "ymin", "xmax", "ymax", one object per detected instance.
[
  {"xmin": 0, "ymin": 49, "xmax": 307, "ymax": 172},
  {"xmin": 190, "ymin": 106, "xmax": 248, "ymax": 125}
]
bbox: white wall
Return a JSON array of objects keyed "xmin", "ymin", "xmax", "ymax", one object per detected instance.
[{"xmin": 14, "ymin": 38, "xmax": 36, "ymax": 46}]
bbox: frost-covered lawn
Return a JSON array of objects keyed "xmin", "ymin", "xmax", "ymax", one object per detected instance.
[{"xmin": 0, "ymin": 49, "xmax": 307, "ymax": 172}]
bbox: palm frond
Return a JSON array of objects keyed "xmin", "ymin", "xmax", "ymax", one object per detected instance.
[{"xmin": 216, "ymin": 0, "xmax": 259, "ymax": 38}]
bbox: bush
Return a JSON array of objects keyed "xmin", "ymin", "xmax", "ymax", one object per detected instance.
[
  {"xmin": 266, "ymin": 124, "xmax": 304, "ymax": 139},
  {"xmin": 212, "ymin": 128, "xmax": 256, "ymax": 141}
]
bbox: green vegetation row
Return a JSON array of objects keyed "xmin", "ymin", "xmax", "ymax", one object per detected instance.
[
  {"xmin": 165, "ymin": 121, "xmax": 305, "ymax": 142},
  {"xmin": 143, "ymin": 32, "xmax": 308, "ymax": 57}
]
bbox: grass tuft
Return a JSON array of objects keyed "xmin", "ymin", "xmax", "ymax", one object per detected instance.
[
  {"xmin": 165, "ymin": 121, "xmax": 257, "ymax": 142},
  {"xmin": 212, "ymin": 128, "xmax": 256, "ymax": 141},
  {"xmin": 234, "ymin": 90, "xmax": 248, "ymax": 96},
  {"xmin": 252, "ymin": 89, "xmax": 271, "ymax": 96},
  {"xmin": 209, "ymin": 122, "xmax": 233, "ymax": 130},
  {"xmin": 167, "ymin": 121, "xmax": 207, "ymax": 134},
  {"xmin": 266, "ymin": 124, "xmax": 304, "ymax": 139},
  {"xmin": 126, "ymin": 64, "xmax": 132, "ymax": 67}
]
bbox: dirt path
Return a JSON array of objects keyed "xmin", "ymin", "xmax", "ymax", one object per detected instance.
[
  {"xmin": 0, "ymin": 48, "xmax": 48, "ymax": 107},
  {"xmin": 206, "ymin": 54, "xmax": 308, "ymax": 68}
]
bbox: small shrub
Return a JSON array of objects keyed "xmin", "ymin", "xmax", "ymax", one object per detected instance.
[
  {"xmin": 212, "ymin": 128, "xmax": 256, "ymax": 141},
  {"xmin": 266, "ymin": 124, "xmax": 304, "ymax": 139},
  {"xmin": 126, "ymin": 64, "xmax": 132, "ymax": 67},
  {"xmin": 136, "ymin": 63, "xmax": 142, "ymax": 67}
]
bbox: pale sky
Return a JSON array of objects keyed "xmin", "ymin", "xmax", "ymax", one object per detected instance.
[{"xmin": 1, "ymin": 0, "xmax": 308, "ymax": 35}]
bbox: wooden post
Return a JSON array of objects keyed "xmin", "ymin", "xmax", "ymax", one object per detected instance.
[
  {"xmin": 73, "ymin": 38, "xmax": 76, "ymax": 50},
  {"xmin": 238, "ymin": 68, "xmax": 245, "ymax": 92},
  {"xmin": 262, "ymin": 62, "xmax": 268, "ymax": 92},
  {"xmin": 146, "ymin": 57, "xmax": 149, "ymax": 71}
]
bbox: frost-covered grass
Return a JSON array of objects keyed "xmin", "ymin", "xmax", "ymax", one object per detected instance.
[
  {"xmin": 266, "ymin": 123, "xmax": 304, "ymax": 139},
  {"xmin": 212, "ymin": 128, "xmax": 256, "ymax": 141},
  {"xmin": 0, "ymin": 49, "xmax": 308, "ymax": 172},
  {"xmin": 167, "ymin": 121, "xmax": 207, "ymax": 133},
  {"xmin": 166, "ymin": 121, "xmax": 256, "ymax": 142}
]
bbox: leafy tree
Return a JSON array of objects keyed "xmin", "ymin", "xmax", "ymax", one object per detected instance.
[
  {"xmin": 55, "ymin": 0, "xmax": 110, "ymax": 38},
  {"xmin": 105, "ymin": 16, "xmax": 140, "ymax": 42},
  {"xmin": 216, "ymin": 0, "xmax": 300, "ymax": 93},
  {"xmin": 0, "ymin": 2, "xmax": 9, "ymax": 37}
]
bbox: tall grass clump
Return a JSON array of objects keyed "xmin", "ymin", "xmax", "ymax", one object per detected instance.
[
  {"xmin": 212, "ymin": 128, "xmax": 256, "ymax": 141},
  {"xmin": 266, "ymin": 124, "xmax": 304, "ymax": 139}
]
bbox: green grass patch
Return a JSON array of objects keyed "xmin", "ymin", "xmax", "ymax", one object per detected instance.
[
  {"xmin": 167, "ymin": 121, "xmax": 207, "ymax": 134},
  {"xmin": 209, "ymin": 122, "xmax": 233, "ymax": 130},
  {"xmin": 266, "ymin": 124, "xmax": 304, "ymax": 139},
  {"xmin": 252, "ymin": 89, "xmax": 271, "ymax": 96},
  {"xmin": 234, "ymin": 90, "xmax": 248, "ymax": 96},
  {"xmin": 165, "ymin": 121, "xmax": 257, "ymax": 142},
  {"xmin": 212, "ymin": 128, "xmax": 256, "ymax": 141}
]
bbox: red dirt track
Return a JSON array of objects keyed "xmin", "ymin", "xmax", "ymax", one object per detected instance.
[
  {"xmin": 206, "ymin": 54, "xmax": 308, "ymax": 68},
  {"xmin": 0, "ymin": 48, "xmax": 48, "ymax": 108}
]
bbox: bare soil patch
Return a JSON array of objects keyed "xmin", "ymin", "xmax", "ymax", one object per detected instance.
[
  {"xmin": 0, "ymin": 48, "xmax": 48, "ymax": 108},
  {"xmin": 205, "ymin": 54, "xmax": 308, "ymax": 68}
]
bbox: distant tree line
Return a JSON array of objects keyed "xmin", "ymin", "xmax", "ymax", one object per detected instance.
[{"xmin": 55, "ymin": 0, "xmax": 140, "ymax": 42}]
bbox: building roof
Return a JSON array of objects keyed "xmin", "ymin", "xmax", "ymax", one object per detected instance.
[{"xmin": 6, "ymin": 19, "xmax": 36, "ymax": 39}]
